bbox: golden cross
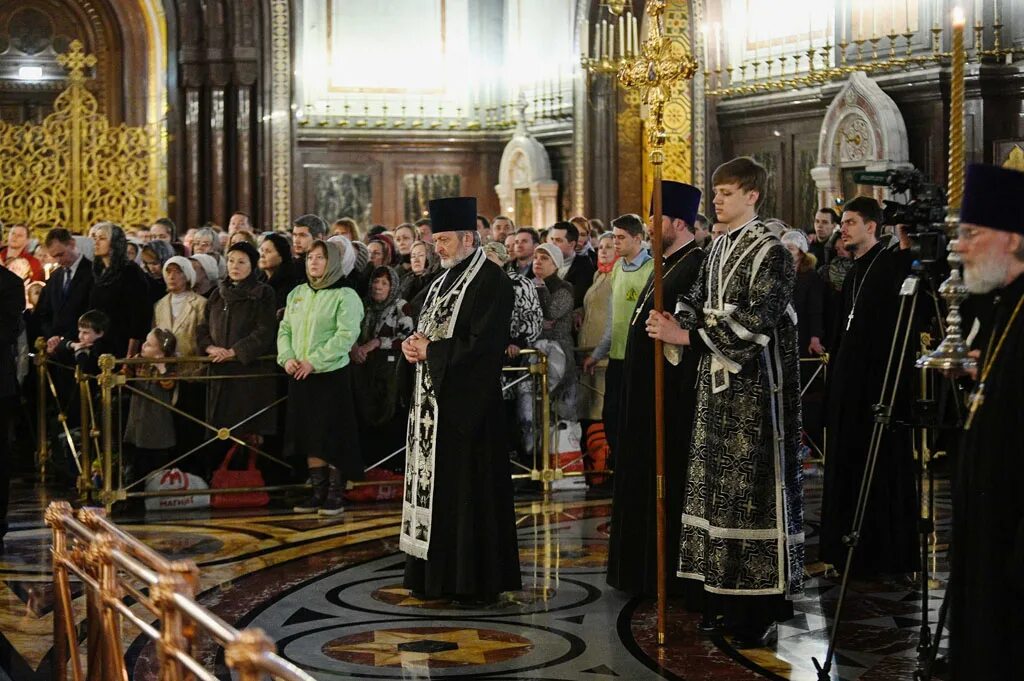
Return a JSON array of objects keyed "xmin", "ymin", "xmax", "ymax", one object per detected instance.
[
  {"xmin": 616, "ymin": 0, "xmax": 698, "ymax": 150},
  {"xmin": 56, "ymin": 40, "xmax": 98, "ymax": 83}
]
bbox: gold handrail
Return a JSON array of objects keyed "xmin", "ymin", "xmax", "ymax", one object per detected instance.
[{"xmin": 46, "ymin": 501, "xmax": 317, "ymax": 681}]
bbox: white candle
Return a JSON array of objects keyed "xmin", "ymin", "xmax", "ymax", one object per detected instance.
[
  {"xmin": 601, "ymin": 20, "xmax": 608, "ymax": 59},
  {"xmin": 872, "ymin": 0, "xmax": 878, "ymax": 36},
  {"xmin": 594, "ymin": 25, "xmax": 601, "ymax": 59},
  {"xmin": 715, "ymin": 23, "xmax": 722, "ymax": 69},
  {"xmin": 609, "ymin": 23, "xmax": 616, "ymax": 58},
  {"xmin": 859, "ymin": 1, "xmax": 865, "ymax": 39},
  {"xmin": 702, "ymin": 23, "xmax": 710, "ymax": 66},
  {"xmin": 891, "ymin": 0, "xmax": 897, "ymax": 33},
  {"xmin": 995, "ymin": 0, "xmax": 1001, "ymax": 23},
  {"xmin": 842, "ymin": 0, "xmax": 848, "ymax": 41},
  {"xmin": 581, "ymin": 22, "xmax": 589, "ymax": 58},
  {"xmin": 626, "ymin": 11, "xmax": 634, "ymax": 55},
  {"xmin": 632, "ymin": 15, "xmax": 639, "ymax": 54},
  {"xmin": 618, "ymin": 15, "xmax": 625, "ymax": 57}
]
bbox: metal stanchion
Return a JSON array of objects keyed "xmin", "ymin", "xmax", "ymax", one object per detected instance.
[
  {"xmin": 77, "ymin": 367, "xmax": 92, "ymax": 500},
  {"xmin": 98, "ymin": 354, "xmax": 117, "ymax": 510},
  {"xmin": 35, "ymin": 337, "xmax": 48, "ymax": 482}
]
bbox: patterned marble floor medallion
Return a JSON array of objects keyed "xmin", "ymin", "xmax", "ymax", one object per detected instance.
[
  {"xmin": 322, "ymin": 626, "xmax": 533, "ymax": 668},
  {"xmin": 0, "ymin": 481, "xmax": 955, "ymax": 681}
]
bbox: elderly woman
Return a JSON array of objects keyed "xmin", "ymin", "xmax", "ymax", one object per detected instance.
[
  {"xmin": 278, "ymin": 239, "xmax": 363, "ymax": 515},
  {"xmin": 191, "ymin": 227, "xmax": 219, "ymax": 255},
  {"xmin": 578, "ymin": 232, "xmax": 616, "ymax": 422},
  {"xmin": 141, "ymin": 240, "xmax": 176, "ymax": 304},
  {"xmin": 532, "ymin": 242, "xmax": 577, "ymax": 419},
  {"xmin": 189, "ymin": 253, "xmax": 220, "ymax": 297},
  {"xmin": 196, "ymin": 241, "xmax": 279, "ymax": 458},
  {"xmin": 781, "ymin": 230, "xmax": 825, "ymax": 356},
  {"xmin": 154, "ymin": 257, "xmax": 207, "ymax": 375},
  {"xmin": 401, "ymin": 240, "xmax": 442, "ymax": 318},
  {"xmin": 351, "ymin": 266, "xmax": 414, "ymax": 468},
  {"xmin": 258, "ymin": 232, "xmax": 299, "ymax": 314},
  {"xmin": 88, "ymin": 222, "xmax": 153, "ymax": 357}
]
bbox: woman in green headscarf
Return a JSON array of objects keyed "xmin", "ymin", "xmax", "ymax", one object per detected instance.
[{"xmin": 278, "ymin": 238, "xmax": 364, "ymax": 515}]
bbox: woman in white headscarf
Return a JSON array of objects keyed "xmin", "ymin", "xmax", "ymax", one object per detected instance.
[{"xmin": 278, "ymin": 238, "xmax": 364, "ymax": 515}]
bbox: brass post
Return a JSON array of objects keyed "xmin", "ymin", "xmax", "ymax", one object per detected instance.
[
  {"xmin": 152, "ymin": 573, "xmax": 190, "ymax": 681},
  {"xmin": 46, "ymin": 502, "xmax": 83, "ymax": 681},
  {"xmin": 89, "ymin": 533, "xmax": 126, "ymax": 681},
  {"xmin": 98, "ymin": 355, "xmax": 115, "ymax": 511},
  {"xmin": 539, "ymin": 352, "xmax": 551, "ymax": 494},
  {"xmin": 35, "ymin": 337, "xmax": 48, "ymax": 482},
  {"xmin": 78, "ymin": 367, "xmax": 91, "ymax": 501},
  {"xmin": 225, "ymin": 629, "xmax": 277, "ymax": 681}
]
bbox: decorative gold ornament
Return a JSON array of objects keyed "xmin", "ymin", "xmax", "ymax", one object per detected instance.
[
  {"xmin": 0, "ymin": 40, "xmax": 159, "ymax": 234},
  {"xmin": 617, "ymin": 0, "xmax": 698, "ymax": 150}
]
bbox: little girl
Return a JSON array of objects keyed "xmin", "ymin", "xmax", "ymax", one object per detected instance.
[{"xmin": 124, "ymin": 328, "xmax": 178, "ymax": 482}]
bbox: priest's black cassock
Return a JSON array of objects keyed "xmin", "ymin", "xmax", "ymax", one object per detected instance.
[
  {"xmin": 402, "ymin": 197, "xmax": 521, "ymax": 599},
  {"xmin": 821, "ymin": 241, "xmax": 918, "ymax": 576},
  {"xmin": 949, "ymin": 162, "xmax": 1024, "ymax": 680},
  {"xmin": 606, "ymin": 239, "xmax": 704, "ymax": 596}
]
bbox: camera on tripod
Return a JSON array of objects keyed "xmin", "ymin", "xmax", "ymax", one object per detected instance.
[{"xmin": 853, "ymin": 168, "xmax": 948, "ymax": 265}]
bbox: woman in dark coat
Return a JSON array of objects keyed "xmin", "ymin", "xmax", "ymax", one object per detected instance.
[
  {"xmin": 87, "ymin": 222, "xmax": 153, "ymax": 357},
  {"xmin": 400, "ymin": 240, "xmax": 442, "ymax": 319},
  {"xmin": 258, "ymin": 232, "xmax": 299, "ymax": 315},
  {"xmin": 196, "ymin": 241, "xmax": 279, "ymax": 440},
  {"xmin": 351, "ymin": 266, "xmax": 414, "ymax": 468}
]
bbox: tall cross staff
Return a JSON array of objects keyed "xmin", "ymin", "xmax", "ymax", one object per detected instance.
[{"xmin": 617, "ymin": 0, "xmax": 697, "ymax": 646}]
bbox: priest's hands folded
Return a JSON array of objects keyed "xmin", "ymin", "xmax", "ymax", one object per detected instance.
[
  {"xmin": 402, "ymin": 333, "xmax": 430, "ymax": 363},
  {"xmin": 646, "ymin": 310, "xmax": 689, "ymax": 346}
]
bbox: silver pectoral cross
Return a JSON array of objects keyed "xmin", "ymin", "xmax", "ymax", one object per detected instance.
[{"xmin": 846, "ymin": 309, "xmax": 854, "ymax": 331}]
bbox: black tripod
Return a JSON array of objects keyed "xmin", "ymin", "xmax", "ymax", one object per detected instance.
[{"xmin": 812, "ymin": 271, "xmax": 960, "ymax": 681}]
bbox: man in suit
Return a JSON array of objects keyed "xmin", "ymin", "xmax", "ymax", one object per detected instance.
[
  {"xmin": 38, "ymin": 228, "xmax": 93, "ymax": 353},
  {"xmin": 548, "ymin": 221, "xmax": 596, "ymax": 310}
]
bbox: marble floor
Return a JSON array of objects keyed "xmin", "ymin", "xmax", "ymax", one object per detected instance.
[{"xmin": 0, "ymin": 474, "xmax": 950, "ymax": 680}]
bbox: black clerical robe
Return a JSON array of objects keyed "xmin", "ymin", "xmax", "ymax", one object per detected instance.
[
  {"xmin": 821, "ymin": 242, "xmax": 918, "ymax": 576},
  {"xmin": 402, "ymin": 252, "xmax": 522, "ymax": 598},
  {"xmin": 606, "ymin": 241, "xmax": 704, "ymax": 596},
  {"xmin": 951, "ymin": 273, "xmax": 1024, "ymax": 680}
]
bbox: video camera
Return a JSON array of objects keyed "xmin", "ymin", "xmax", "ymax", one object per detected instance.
[{"xmin": 853, "ymin": 168, "xmax": 947, "ymax": 264}]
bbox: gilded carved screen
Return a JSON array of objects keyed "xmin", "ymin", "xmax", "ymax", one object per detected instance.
[{"xmin": 0, "ymin": 41, "xmax": 158, "ymax": 233}]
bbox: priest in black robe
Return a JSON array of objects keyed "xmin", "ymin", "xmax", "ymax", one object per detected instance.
[
  {"xmin": 948, "ymin": 164, "xmax": 1024, "ymax": 680},
  {"xmin": 820, "ymin": 196, "xmax": 918, "ymax": 577},
  {"xmin": 400, "ymin": 197, "xmax": 521, "ymax": 601},
  {"xmin": 607, "ymin": 181, "xmax": 705, "ymax": 596}
]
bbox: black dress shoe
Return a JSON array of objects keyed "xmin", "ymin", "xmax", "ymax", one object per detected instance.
[
  {"xmin": 698, "ymin": 615, "xmax": 727, "ymax": 635},
  {"xmin": 730, "ymin": 622, "xmax": 778, "ymax": 649}
]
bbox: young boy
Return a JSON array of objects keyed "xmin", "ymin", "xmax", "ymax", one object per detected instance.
[{"xmin": 60, "ymin": 309, "xmax": 114, "ymax": 375}]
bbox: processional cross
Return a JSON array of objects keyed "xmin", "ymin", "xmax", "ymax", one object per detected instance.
[{"xmin": 615, "ymin": 0, "xmax": 698, "ymax": 646}]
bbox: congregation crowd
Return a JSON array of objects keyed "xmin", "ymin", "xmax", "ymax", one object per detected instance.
[{"xmin": 0, "ymin": 195, "xmax": 885, "ymax": 520}]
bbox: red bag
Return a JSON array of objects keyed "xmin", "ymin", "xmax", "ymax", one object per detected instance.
[
  {"xmin": 344, "ymin": 468, "xmax": 403, "ymax": 503},
  {"xmin": 211, "ymin": 444, "xmax": 270, "ymax": 508}
]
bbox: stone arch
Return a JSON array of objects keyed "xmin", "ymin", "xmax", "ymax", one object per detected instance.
[
  {"xmin": 496, "ymin": 116, "xmax": 558, "ymax": 229},
  {"xmin": 811, "ymin": 71, "xmax": 911, "ymax": 206}
]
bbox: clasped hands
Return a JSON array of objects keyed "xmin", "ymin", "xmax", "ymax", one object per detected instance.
[
  {"xmin": 401, "ymin": 332, "xmax": 430, "ymax": 364},
  {"xmin": 283, "ymin": 358, "xmax": 314, "ymax": 380},
  {"xmin": 645, "ymin": 310, "xmax": 690, "ymax": 346}
]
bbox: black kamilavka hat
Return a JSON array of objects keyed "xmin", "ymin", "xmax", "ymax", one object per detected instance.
[
  {"xmin": 652, "ymin": 181, "xmax": 702, "ymax": 226},
  {"xmin": 428, "ymin": 197, "xmax": 478, "ymax": 233},
  {"xmin": 961, "ymin": 164, "xmax": 1024, "ymax": 234}
]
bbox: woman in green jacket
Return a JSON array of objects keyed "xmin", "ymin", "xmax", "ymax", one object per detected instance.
[{"xmin": 278, "ymin": 238, "xmax": 364, "ymax": 514}]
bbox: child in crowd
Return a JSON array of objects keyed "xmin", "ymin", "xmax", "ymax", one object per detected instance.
[
  {"xmin": 123, "ymin": 328, "xmax": 178, "ymax": 482},
  {"xmin": 59, "ymin": 309, "xmax": 114, "ymax": 375}
]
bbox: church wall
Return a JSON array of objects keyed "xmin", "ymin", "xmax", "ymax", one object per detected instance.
[{"xmin": 294, "ymin": 136, "xmax": 504, "ymax": 227}]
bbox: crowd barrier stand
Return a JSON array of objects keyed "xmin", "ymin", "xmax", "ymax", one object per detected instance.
[
  {"xmin": 33, "ymin": 341, "xmax": 828, "ymax": 510},
  {"xmin": 34, "ymin": 342, "xmax": 608, "ymax": 511},
  {"xmin": 800, "ymin": 354, "xmax": 829, "ymax": 464},
  {"xmin": 45, "ymin": 500, "xmax": 316, "ymax": 681}
]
